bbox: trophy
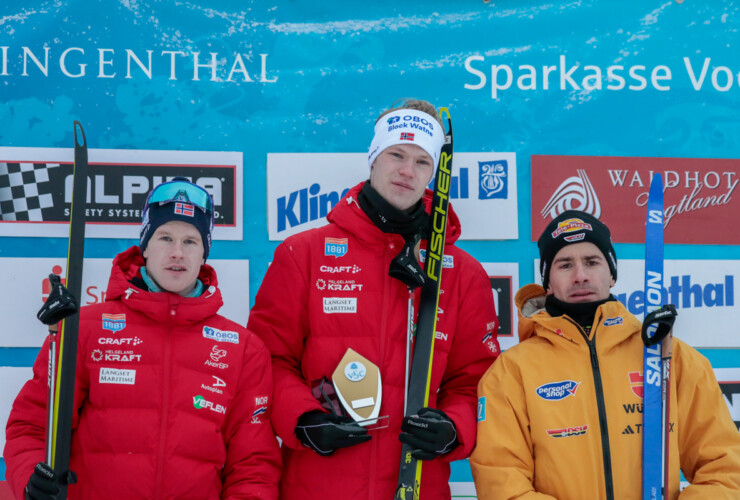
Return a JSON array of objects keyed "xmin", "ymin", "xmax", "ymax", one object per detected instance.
[{"xmin": 331, "ymin": 348, "xmax": 383, "ymax": 426}]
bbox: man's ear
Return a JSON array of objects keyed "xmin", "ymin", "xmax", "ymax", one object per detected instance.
[{"xmin": 610, "ymin": 276, "xmax": 615, "ymax": 287}]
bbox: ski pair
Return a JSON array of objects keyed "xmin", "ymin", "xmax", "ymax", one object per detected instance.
[
  {"xmin": 36, "ymin": 122, "xmax": 88, "ymax": 499},
  {"xmin": 642, "ymin": 173, "xmax": 677, "ymax": 500},
  {"xmin": 395, "ymin": 108, "xmax": 453, "ymax": 500}
]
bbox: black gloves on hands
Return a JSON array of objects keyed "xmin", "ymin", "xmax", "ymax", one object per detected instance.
[
  {"xmin": 25, "ymin": 462, "xmax": 60, "ymax": 500},
  {"xmin": 295, "ymin": 409, "xmax": 371, "ymax": 456},
  {"xmin": 37, "ymin": 274, "xmax": 78, "ymax": 326},
  {"xmin": 25, "ymin": 462, "xmax": 77, "ymax": 500},
  {"xmin": 399, "ymin": 407, "xmax": 459, "ymax": 460}
]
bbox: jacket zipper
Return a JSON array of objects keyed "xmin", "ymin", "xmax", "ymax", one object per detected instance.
[
  {"xmin": 566, "ymin": 316, "xmax": 615, "ymax": 500},
  {"xmin": 154, "ymin": 303, "xmax": 176, "ymax": 498}
]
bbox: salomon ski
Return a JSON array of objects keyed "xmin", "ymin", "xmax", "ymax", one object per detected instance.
[
  {"xmin": 641, "ymin": 173, "xmax": 676, "ymax": 500},
  {"xmin": 395, "ymin": 108, "xmax": 453, "ymax": 500}
]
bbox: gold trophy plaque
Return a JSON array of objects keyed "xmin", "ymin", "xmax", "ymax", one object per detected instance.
[{"xmin": 332, "ymin": 348, "xmax": 382, "ymax": 426}]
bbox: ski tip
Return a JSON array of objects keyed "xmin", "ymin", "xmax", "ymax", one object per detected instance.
[
  {"xmin": 73, "ymin": 121, "xmax": 87, "ymax": 149},
  {"xmin": 438, "ymin": 107, "xmax": 452, "ymax": 140}
]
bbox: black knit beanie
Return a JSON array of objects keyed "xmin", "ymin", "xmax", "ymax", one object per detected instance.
[{"xmin": 538, "ymin": 210, "xmax": 617, "ymax": 290}]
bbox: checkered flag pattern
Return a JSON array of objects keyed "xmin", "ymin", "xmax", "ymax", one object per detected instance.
[{"xmin": 0, "ymin": 162, "xmax": 58, "ymax": 221}]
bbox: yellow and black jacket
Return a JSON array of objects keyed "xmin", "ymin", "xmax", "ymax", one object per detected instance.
[{"xmin": 471, "ymin": 284, "xmax": 740, "ymax": 500}]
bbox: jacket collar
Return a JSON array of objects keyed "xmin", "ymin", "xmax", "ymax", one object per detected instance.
[
  {"xmin": 326, "ymin": 181, "xmax": 463, "ymax": 247},
  {"xmin": 105, "ymin": 246, "xmax": 223, "ymax": 325},
  {"xmin": 515, "ymin": 284, "xmax": 641, "ymax": 346}
]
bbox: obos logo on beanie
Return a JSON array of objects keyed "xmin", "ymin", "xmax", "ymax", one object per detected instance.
[
  {"xmin": 537, "ymin": 210, "xmax": 617, "ymax": 290},
  {"xmin": 367, "ymin": 109, "xmax": 445, "ymax": 174}
]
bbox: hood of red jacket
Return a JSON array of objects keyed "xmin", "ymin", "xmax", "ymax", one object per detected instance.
[{"xmin": 105, "ymin": 245, "xmax": 223, "ymax": 325}]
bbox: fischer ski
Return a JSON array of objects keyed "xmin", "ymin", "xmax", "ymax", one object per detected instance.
[
  {"xmin": 395, "ymin": 108, "xmax": 453, "ymax": 500},
  {"xmin": 641, "ymin": 173, "xmax": 677, "ymax": 500},
  {"xmin": 48, "ymin": 121, "xmax": 88, "ymax": 497}
]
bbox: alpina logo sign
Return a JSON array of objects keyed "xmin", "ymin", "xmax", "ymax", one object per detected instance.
[{"xmin": 531, "ymin": 155, "xmax": 740, "ymax": 244}]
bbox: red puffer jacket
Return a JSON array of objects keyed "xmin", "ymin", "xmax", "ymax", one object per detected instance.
[
  {"xmin": 248, "ymin": 181, "xmax": 500, "ymax": 499},
  {"xmin": 5, "ymin": 246, "xmax": 281, "ymax": 500}
]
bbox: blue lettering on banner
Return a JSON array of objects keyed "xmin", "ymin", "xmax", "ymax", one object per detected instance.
[
  {"xmin": 479, "ymin": 160, "xmax": 508, "ymax": 199},
  {"xmin": 478, "ymin": 397, "xmax": 486, "ymax": 422},
  {"xmin": 536, "ymin": 380, "xmax": 581, "ymax": 400},
  {"xmin": 203, "ymin": 326, "xmax": 239, "ymax": 344},
  {"xmin": 277, "ymin": 183, "xmax": 351, "ymax": 233},
  {"xmin": 614, "ymin": 275, "xmax": 734, "ymax": 316}
]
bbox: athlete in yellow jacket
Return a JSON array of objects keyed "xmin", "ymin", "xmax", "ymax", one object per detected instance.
[{"xmin": 471, "ymin": 210, "xmax": 740, "ymax": 499}]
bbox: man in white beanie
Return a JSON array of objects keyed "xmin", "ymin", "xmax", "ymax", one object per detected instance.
[{"xmin": 248, "ymin": 99, "xmax": 500, "ymax": 499}]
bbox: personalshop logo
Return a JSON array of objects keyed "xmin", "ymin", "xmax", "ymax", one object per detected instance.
[
  {"xmin": 276, "ymin": 183, "xmax": 350, "ymax": 233},
  {"xmin": 536, "ymin": 380, "xmax": 581, "ymax": 401},
  {"xmin": 614, "ymin": 275, "xmax": 734, "ymax": 316}
]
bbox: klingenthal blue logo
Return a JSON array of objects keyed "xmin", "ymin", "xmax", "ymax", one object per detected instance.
[{"xmin": 479, "ymin": 160, "xmax": 508, "ymax": 199}]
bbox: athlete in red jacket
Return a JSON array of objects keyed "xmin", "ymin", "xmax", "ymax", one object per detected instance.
[
  {"xmin": 248, "ymin": 99, "xmax": 500, "ymax": 499},
  {"xmin": 5, "ymin": 179, "xmax": 281, "ymax": 499}
]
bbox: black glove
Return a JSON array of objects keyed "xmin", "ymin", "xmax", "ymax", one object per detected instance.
[
  {"xmin": 295, "ymin": 409, "xmax": 371, "ymax": 456},
  {"xmin": 37, "ymin": 274, "xmax": 78, "ymax": 326},
  {"xmin": 25, "ymin": 462, "xmax": 60, "ymax": 500},
  {"xmin": 641, "ymin": 304, "xmax": 678, "ymax": 347},
  {"xmin": 399, "ymin": 407, "xmax": 459, "ymax": 460}
]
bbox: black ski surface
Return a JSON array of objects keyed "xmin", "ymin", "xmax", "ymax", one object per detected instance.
[
  {"xmin": 49, "ymin": 121, "xmax": 88, "ymax": 497},
  {"xmin": 395, "ymin": 108, "xmax": 453, "ymax": 500}
]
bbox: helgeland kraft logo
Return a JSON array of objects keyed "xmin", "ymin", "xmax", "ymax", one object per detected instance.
[{"xmin": 536, "ymin": 380, "xmax": 581, "ymax": 400}]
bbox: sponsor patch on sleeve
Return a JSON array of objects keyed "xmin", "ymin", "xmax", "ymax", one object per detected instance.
[{"xmin": 477, "ymin": 396, "xmax": 486, "ymax": 422}]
